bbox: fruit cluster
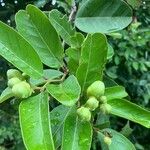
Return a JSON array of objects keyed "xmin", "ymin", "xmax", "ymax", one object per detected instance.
[
  {"xmin": 77, "ymin": 81, "xmax": 112, "ymax": 122},
  {"xmin": 7, "ymin": 69, "xmax": 32, "ymax": 99}
]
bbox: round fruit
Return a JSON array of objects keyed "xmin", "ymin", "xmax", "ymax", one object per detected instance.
[
  {"xmin": 85, "ymin": 97, "xmax": 99, "ymax": 111},
  {"xmin": 12, "ymin": 81, "xmax": 32, "ymax": 99},
  {"xmin": 104, "ymin": 136, "xmax": 112, "ymax": 146},
  {"xmin": 87, "ymin": 81, "xmax": 105, "ymax": 99},
  {"xmin": 100, "ymin": 103, "xmax": 112, "ymax": 114},
  {"xmin": 8, "ymin": 77, "xmax": 21, "ymax": 88},
  {"xmin": 99, "ymin": 96, "xmax": 107, "ymax": 103},
  {"xmin": 7, "ymin": 69, "xmax": 23, "ymax": 80},
  {"xmin": 77, "ymin": 107, "xmax": 91, "ymax": 122}
]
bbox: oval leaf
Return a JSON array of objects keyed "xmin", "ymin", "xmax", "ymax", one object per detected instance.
[
  {"xmin": 15, "ymin": 5, "xmax": 63, "ymax": 68},
  {"xmin": 46, "ymin": 75, "xmax": 81, "ymax": 106},
  {"xmin": 75, "ymin": 0, "xmax": 132, "ymax": 33},
  {"xmin": 76, "ymin": 33, "xmax": 107, "ymax": 93},
  {"xmin": 19, "ymin": 92, "xmax": 55, "ymax": 150},
  {"xmin": 61, "ymin": 106, "xmax": 92, "ymax": 150},
  {"xmin": 108, "ymin": 99, "xmax": 150, "ymax": 128},
  {"xmin": 0, "ymin": 21, "xmax": 43, "ymax": 79}
]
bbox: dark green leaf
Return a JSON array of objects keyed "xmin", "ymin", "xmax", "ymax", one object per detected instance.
[
  {"xmin": 16, "ymin": 5, "xmax": 63, "ymax": 68},
  {"xmin": 46, "ymin": 75, "xmax": 81, "ymax": 106},
  {"xmin": 19, "ymin": 92, "xmax": 55, "ymax": 150},
  {"xmin": 61, "ymin": 106, "xmax": 92, "ymax": 150},
  {"xmin": 76, "ymin": 33, "xmax": 107, "ymax": 93},
  {"xmin": 108, "ymin": 99, "xmax": 150, "ymax": 128},
  {"xmin": 75, "ymin": 0, "xmax": 132, "ymax": 33},
  {"xmin": 0, "ymin": 21, "xmax": 43, "ymax": 79}
]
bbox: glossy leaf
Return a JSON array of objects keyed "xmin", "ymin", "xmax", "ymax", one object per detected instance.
[
  {"xmin": 61, "ymin": 106, "xmax": 92, "ymax": 150},
  {"xmin": 46, "ymin": 75, "xmax": 81, "ymax": 106},
  {"xmin": 75, "ymin": 0, "xmax": 132, "ymax": 33},
  {"xmin": 76, "ymin": 33, "xmax": 107, "ymax": 93},
  {"xmin": 19, "ymin": 92, "xmax": 55, "ymax": 150},
  {"xmin": 49, "ymin": 9, "xmax": 75, "ymax": 45},
  {"xmin": 30, "ymin": 69, "xmax": 63, "ymax": 86},
  {"xmin": 51, "ymin": 105, "xmax": 72, "ymax": 148},
  {"xmin": 108, "ymin": 99, "xmax": 150, "ymax": 128},
  {"xmin": 107, "ymin": 44, "xmax": 114, "ymax": 60},
  {"xmin": 0, "ymin": 88, "xmax": 14, "ymax": 103},
  {"xmin": 105, "ymin": 86, "xmax": 128, "ymax": 100},
  {"xmin": 0, "ymin": 21, "xmax": 43, "ymax": 79},
  {"xmin": 16, "ymin": 5, "xmax": 63, "ymax": 68},
  {"xmin": 98, "ymin": 128, "xmax": 135, "ymax": 150}
]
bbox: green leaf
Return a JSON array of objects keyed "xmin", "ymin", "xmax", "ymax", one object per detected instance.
[
  {"xmin": 46, "ymin": 75, "xmax": 81, "ymax": 106},
  {"xmin": 107, "ymin": 44, "xmax": 114, "ymax": 60},
  {"xmin": 127, "ymin": 0, "xmax": 141, "ymax": 8},
  {"xmin": 51, "ymin": 105, "xmax": 72, "ymax": 149},
  {"xmin": 49, "ymin": 9, "xmax": 75, "ymax": 46},
  {"xmin": 108, "ymin": 99, "xmax": 150, "ymax": 128},
  {"xmin": 30, "ymin": 69, "xmax": 63, "ymax": 86},
  {"xmin": 75, "ymin": 0, "xmax": 132, "ymax": 33},
  {"xmin": 0, "ymin": 88, "xmax": 14, "ymax": 103},
  {"xmin": 76, "ymin": 33, "xmax": 107, "ymax": 93},
  {"xmin": 19, "ymin": 92, "xmax": 55, "ymax": 150},
  {"xmin": 105, "ymin": 86, "xmax": 128, "ymax": 100},
  {"xmin": 15, "ymin": 5, "xmax": 63, "ymax": 68},
  {"xmin": 98, "ymin": 128, "xmax": 135, "ymax": 150},
  {"xmin": 0, "ymin": 21, "xmax": 43, "ymax": 79},
  {"xmin": 61, "ymin": 106, "xmax": 92, "ymax": 150},
  {"xmin": 66, "ymin": 48, "xmax": 81, "ymax": 74}
]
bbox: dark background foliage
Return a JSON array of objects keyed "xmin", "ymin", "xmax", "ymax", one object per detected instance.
[{"xmin": 0, "ymin": 0, "xmax": 149, "ymax": 149}]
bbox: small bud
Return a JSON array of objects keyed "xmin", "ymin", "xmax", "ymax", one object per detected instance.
[
  {"xmin": 87, "ymin": 81, "xmax": 105, "ymax": 99},
  {"xmin": 100, "ymin": 103, "xmax": 112, "ymax": 114},
  {"xmin": 77, "ymin": 107, "xmax": 91, "ymax": 122},
  {"xmin": 7, "ymin": 69, "xmax": 23, "ymax": 80},
  {"xmin": 104, "ymin": 136, "xmax": 112, "ymax": 146},
  {"xmin": 8, "ymin": 77, "xmax": 21, "ymax": 88},
  {"xmin": 22, "ymin": 73, "xmax": 29, "ymax": 79},
  {"xmin": 99, "ymin": 96, "xmax": 107, "ymax": 103},
  {"xmin": 12, "ymin": 81, "xmax": 32, "ymax": 99},
  {"xmin": 85, "ymin": 97, "xmax": 99, "ymax": 111}
]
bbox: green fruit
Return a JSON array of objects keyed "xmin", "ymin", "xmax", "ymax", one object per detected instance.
[
  {"xmin": 7, "ymin": 69, "xmax": 23, "ymax": 79},
  {"xmin": 8, "ymin": 77, "xmax": 21, "ymax": 88},
  {"xmin": 100, "ymin": 103, "xmax": 112, "ymax": 114},
  {"xmin": 85, "ymin": 97, "xmax": 99, "ymax": 111},
  {"xmin": 77, "ymin": 107, "xmax": 91, "ymax": 122},
  {"xmin": 87, "ymin": 81, "xmax": 105, "ymax": 99},
  {"xmin": 104, "ymin": 136, "xmax": 112, "ymax": 145},
  {"xmin": 99, "ymin": 96, "xmax": 107, "ymax": 103},
  {"xmin": 22, "ymin": 73, "xmax": 29, "ymax": 79},
  {"xmin": 12, "ymin": 81, "xmax": 32, "ymax": 99}
]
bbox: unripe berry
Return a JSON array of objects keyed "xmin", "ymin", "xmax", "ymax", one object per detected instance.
[
  {"xmin": 99, "ymin": 96, "xmax": 107, "ymax": 103},
  {"xmin": 8, "ymin": 77, "xmax": 21, "ymax": 88},
  {"xmin": 85, "ymin": 97, "xmax": 99, "ymax": 111},
  {"xmin": 104, "ymin": 136, "xmax": 112, "ymax": 146},
  {"xmin": 77, "ymin": 107, "xmax": 91, "ymax": 122},
  {"xmin": 7, "ymin": 69, "xmax": 23, "ymax": 80},
  {"xmin": 12, "ymin": 81, "xmax": 32, "ymax": 99},
  {"xmin": 100, "ymin": 103, "xmax": 112, "ymax": 114},
  {"xmin": 87, "ymin": 81, "xmax": 105, "ymax": 99}
]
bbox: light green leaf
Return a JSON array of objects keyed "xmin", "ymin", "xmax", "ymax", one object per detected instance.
[
  {"xmin": 0, "ymin": 88, "xmax": 14, "ymax": 103},
  {"xmin": 49, "ymin": 9, "xmax": 75, "ymax": 45},
  {"xmin": 46, "ymin": 75, "xmax": 81, "ymax": 106},
  {"xmin": 127, "ymin": 0, "xmax": 141, "ymax": 8},
  {"xmin": 75, "ymin": 0, "xmax": 132, "ymax": 33},
  {"xmin": 66, "ymin": 48, "xmax": 81, "ymax": 74},
  {"xmin": 19, "ymin": 92, "xmax": 55, "ymax": 150},
  {"xmin": 105, "ymin": 86, "xmax": 128, "ymax": 100},
  {"xmin": 61, "ymin": 106, "xmax": 92, "ymax": 150},
  {"xmin": 15, "ymin": 5, "xmax": 63, "ymax": 68},
  {"xmin": 108, "ymin": 99, "xmax": 150, "ymax": 128},
  {"xmin": 107, "ymin": 44, "xmax": 114, "ymax": 60},
  {"xmin": 76, "ymin": 33, "xmax": 107, "ymax": 93},
  {"xmin": 0, "ymin": 21, "xmax": 43, "ymax": 79},
  {"xmin": 30, "ymin": 69, "xmax": 63, "ymax": 86},
  {"xmin": 98, "ymin": 128, "xmax": 135, "ymax": 150},
  {"xmin": 51, "ymin": 105, "xmax": 72, "ymax": 149}
]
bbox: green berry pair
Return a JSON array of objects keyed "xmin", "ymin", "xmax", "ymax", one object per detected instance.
[{"xmin": 7, "ymin": 69, "xmax": 32, "ymax": 99}]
